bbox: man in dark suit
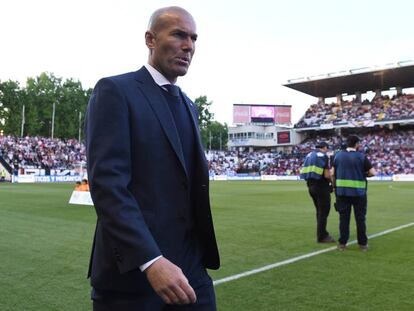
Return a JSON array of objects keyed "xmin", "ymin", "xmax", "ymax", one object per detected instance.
[{"xmin": 85, "ymin": 6, "xmax": 220, "ymax": 310}]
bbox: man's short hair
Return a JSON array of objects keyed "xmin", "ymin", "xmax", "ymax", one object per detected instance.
[
  {"xmin": 347, "ymin": 135, "xmax": 360, "ymax": 148},
  {"xmin": 315, "ymin": 141, "xmax": 329, "ymax": 149}
]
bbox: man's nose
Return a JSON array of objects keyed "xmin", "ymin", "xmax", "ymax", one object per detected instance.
[{"xmin": 182, "ymin": 36, "xmax": 194, "ymax": 52}]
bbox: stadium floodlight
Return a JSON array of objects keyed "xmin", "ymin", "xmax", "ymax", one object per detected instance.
[
  {"xmin": 349, "ymin": 67, "xmax": 370, "ymax": 74},
  {"xmin": 375, "ymin": 62, "xmax": 399, "ymax": 71},
  {"xmin": 286, "ymin": 77, "xmax": 306, "ymax": 83},
  {"xmin": 397, "ymin": 60, "xmax": 414, "ymax": 67},
  {"xmin": 327, "ymin": 70, "xmax": 348, "ymax": 78}
]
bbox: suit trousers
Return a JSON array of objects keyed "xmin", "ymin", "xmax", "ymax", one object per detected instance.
[
  {"xmin": 92, "ymin": 275, "xmax": 216, "ymax": 311},
  {"xmin": 336, "ymin": 195, "xmax": 368, "ymax": 246},
  {"xmin": 92, "ymin": 229, "xmax": 216, "ymax": 311},
  {"xmin": 307, "ymin": 182, "xmax": 331, "ymax": 241}
]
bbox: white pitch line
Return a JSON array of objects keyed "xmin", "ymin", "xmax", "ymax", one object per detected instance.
[{"xmin": 213, "ymin": 222, "xmax": 414, "ymax": 286}]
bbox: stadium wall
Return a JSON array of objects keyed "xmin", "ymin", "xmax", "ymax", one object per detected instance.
[
  {"xmin": 209, "ymin": 174, "xmax": 397, "ymax": 181},
  {"xmin": 10, "ymin": 174, "xmax": 413, "ymax": 183}
]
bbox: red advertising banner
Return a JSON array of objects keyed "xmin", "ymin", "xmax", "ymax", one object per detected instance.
[
  {"xmin": 277, "ymin": 131, "xmax": 291, "ymax": 144},
  {"xmin": 233, "ymin": 105, "xmax": 250, "ymax": 124},
  {"xmin": 274, "ymin": 106, "xmax": 291, "ymax": 124}
]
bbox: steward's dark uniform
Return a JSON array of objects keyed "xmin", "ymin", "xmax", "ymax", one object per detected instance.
[
  {"xmin": 333, "ymin": 150, "xmax": 373, "ymax": 246},
  {"xmin": 300, "ymin": 150, "xmax": 332, "ymax": 242}
]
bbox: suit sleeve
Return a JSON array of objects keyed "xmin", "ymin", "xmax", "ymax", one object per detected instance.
[{"xmin": 86, "ymin": 77, "xmax": 161, "ymax": 274}]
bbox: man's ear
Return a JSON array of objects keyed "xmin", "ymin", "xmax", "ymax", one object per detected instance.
[{"xmin": 145, "ymin": 31, "xmax": 156, "ymax": 49}]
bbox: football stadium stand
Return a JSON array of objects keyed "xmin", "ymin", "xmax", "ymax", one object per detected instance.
[
  {"xmin": 0, "ymin": 136, "xmax": 86, "ymax": 171},
  {"xmin": 0, "ymin": 61, "xmax": 413, "ymax": 181}
]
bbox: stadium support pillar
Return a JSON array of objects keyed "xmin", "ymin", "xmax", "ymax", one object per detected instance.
[
  {"xmin": 51, "ymin": 101, "xmax": 56, "ymax": 139},
  {"xmin": 375, "ymin": 89, "xmax": 382, "ymax": 98},
  {"xmin": 396, "ymin": 87, "xmax": 403, "ymax": 96},
  {"xmin": 336, "ymin": 94, "xmax": 342, "ymax": 104},
  {"xmin": 335, "ymin": 127, "xmax": 342, "ymax": 136},
  {"xmin": 78, "ymin": 111, "xmax": 82, "ymax": 141},
  {"xmin": 20, "ymin": 104, "xmax": 25, "ymax": 137},
  {"xmin": 355, "ymin": 92, "xmax": 361, "ymax": 103},
  {"xmin": 318, "ymin": 97, "xmax": 325, "ymax": 104}
]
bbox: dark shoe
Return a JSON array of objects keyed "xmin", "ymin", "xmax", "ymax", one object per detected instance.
[
  {"xmin": 318, "ymin": 236, "xmax": 336, "ymax": 243},
  {"xmin": 337, "ymin": 244, "xmax": 346, "ymax": 251},
  {"xmin": 359, "ymin": 244, "xmax": 369, "ymax": 252}
]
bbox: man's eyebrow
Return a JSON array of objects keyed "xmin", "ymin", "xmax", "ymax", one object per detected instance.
[{"xmin": 172, "ymin": 29, "xmax": 198, "ymax": 40}]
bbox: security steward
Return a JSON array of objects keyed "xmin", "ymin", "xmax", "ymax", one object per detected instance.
[
  {"xmin": 332, "ymin": 135, "xmax": 376, "ymax": 251},
  {"xmin": 300, "ymin": 141, "xmax": 335, "ymax": 243}
]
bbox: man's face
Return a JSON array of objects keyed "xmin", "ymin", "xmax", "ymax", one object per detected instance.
[{"xmin": 146, "ymin": 11, "xmax": 197, "ymax": 83}]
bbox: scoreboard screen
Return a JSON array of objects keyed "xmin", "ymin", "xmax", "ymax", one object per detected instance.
[
  {"xmin": 250, "ymin": 106, "xmax": 274, "ymax": 123},
  {"xmin": 232, "ymin": 104, "xmax": 291, "ymax": 125}
]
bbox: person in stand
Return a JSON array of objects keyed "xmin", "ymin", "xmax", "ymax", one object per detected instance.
[
  {"xmin": 300, "ymin": 141, "xmax": 335, "ymax": 243},
  {"xmin": 0, "ymin": 168, "xmax": 6, "ymax": 182},
  {"xmin": 85, "ymin": 6, "xmax": 220, "ymax": 311},
  {"xmin": 332, "ymin": 135, "xmax": 376, "ymax": 251}
]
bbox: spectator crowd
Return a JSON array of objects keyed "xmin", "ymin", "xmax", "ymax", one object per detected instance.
[
  {"xmin": 1, "ymin": 130, "xmax": 413, "ymax": 177},
  {"xmin": 0, "ymin": 136, "xmax": 86, "ymax": 170},
  {"xmin": 295, "ymin": 94, "xmax": 414, "ymax": 128},
  {"xmin": 207, "ymin": 128, "xmax": 414, "ymax": 176}
]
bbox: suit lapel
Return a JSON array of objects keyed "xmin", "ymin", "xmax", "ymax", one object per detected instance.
[
  {"xmin": 133, "ymin": 67, "xmax": 188, "ymax": 179},
  {"xmin": 181, "ymin": 95, "xmax": 209, "ymax": 175},
  {"xmin": 182, "ymin": 96, "xmax": 204, "ymax": 154}
]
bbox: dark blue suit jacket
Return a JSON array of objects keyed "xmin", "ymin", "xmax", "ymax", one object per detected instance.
[{"xmin": 85, "ymin": 67, "xmax": 219, "ymax": 294}]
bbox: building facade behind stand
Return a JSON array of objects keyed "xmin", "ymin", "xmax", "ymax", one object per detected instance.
[
  {"xmin": 230, "ymin": 61, "xmax": 414, "ymax": 154},
  {"xmin": 228, "ymin": 103, "xmax": 303, "ymax": 152}
]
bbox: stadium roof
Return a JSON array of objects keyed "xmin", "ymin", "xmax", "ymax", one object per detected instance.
[{"xmin": 284, "ymin": 60, "xmax": 414, "ymax": 98}]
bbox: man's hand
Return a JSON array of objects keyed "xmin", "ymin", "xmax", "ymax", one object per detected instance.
[{"xmin": 145, "ymin": 257, "xmax": 196, "ymax": 305}]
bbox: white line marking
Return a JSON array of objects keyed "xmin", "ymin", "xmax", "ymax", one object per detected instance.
[{"xmin": 213, "ymin": 222, "xmax": 414, "ymax": 286}]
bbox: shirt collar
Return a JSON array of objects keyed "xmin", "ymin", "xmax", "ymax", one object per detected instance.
[
  {"xmin": 346, "ymin": 147, "xmax": 357, "ymax": 152},
  {"xmin": 144, "ymin": 64, "xmax": 175, "ymax": 86}
]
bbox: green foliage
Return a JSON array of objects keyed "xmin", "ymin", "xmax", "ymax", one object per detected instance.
[
  {"xmin": 194, "ymin": 95, "xmax": 214, "ymax": 128},
  {"xmin": 193, "ymin": 96, "xmax": 228, "ymax": 150},
  {"xmin": 0, "ymin": 182, "xmax": 413, "ymax": 310},
  {"xmin": 1, "ymin": 78, "xmax": 223, "ymax": 145},
  {"xmin": 0, "ymin": 73, "xmax": 91, "ymax": 139},
  {"xmin": 0, "ymin": 80, "xmax": 23, "ymax": 134},
  {"xmin": 201, "ymin": 121, "xmax": 228, "ymax": 150}
]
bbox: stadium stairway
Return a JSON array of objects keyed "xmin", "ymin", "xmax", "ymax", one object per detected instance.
[{"xmin": 0, "ymin": 155, "xmax": 13, "ymax": 174}]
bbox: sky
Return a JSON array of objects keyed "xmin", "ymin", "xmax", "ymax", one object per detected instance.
[{"xmin": 1, "ymin": 0, "xmax": 414, "ymax": 125}]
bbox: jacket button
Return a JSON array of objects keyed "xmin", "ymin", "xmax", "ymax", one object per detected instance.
[{"xmin": 182, "ymin": 181, "xmax": 188, "ymax": 190}]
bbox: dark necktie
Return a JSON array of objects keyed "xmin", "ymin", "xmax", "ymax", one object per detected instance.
[
  {"xmin": 161, "ymin": 83, "xmax": 195, "ymax": 182},
  {"xmin": 163, "ymin": 84, "xmax": 181, "ymax": 97}
]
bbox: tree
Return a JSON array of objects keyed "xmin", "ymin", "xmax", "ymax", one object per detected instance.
[
  {"xmin": 56, "ymin": 79, "xmax": 91, "ymax": 139},
  {"xmin": 193, "ymin": 95, "xmax": 228, "ymax": 150},
  {"xmin": 203, "ymin": 121, "xmax": 228, "ymax": 150},
  {"xmin": 194, "ymin": 96, "xmax": 214, "ymax": 128},
  {"xmin": 0, "ymin": 72, "xmax": 92, "ymax": 139},
  {"xmin": 24, "ymin": 72, "xmax": 63, "ymax": 137},
  {"xmin": 0, "ymin": 80, "xmax": 24, "ymax": 136}
]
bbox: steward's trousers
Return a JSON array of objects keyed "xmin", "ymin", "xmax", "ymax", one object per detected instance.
[{"xmin": 336, "ymin": 195, "xmax": 368, "ymax": 246}]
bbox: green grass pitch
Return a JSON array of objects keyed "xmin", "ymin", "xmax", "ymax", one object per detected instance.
[{"xmin": 0, "ymin": 181, "xmax": 413, "ymax": 310}]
